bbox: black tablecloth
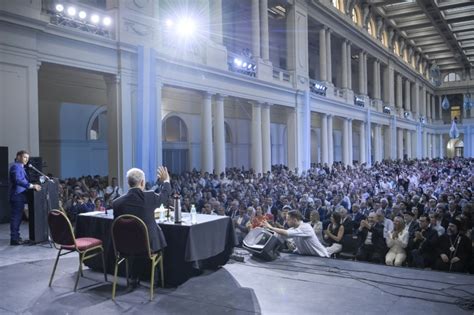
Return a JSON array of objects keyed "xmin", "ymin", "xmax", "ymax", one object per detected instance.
[{"xmin": 75, "ymin": 212, "xmax": 236, "ymax": 287}]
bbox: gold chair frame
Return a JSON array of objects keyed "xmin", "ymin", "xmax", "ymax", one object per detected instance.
[
  {"xmin": 111, "ymin": 214, "xmax": 164, "ymax": 300},
  {"xmin": 48, "ymin": 209, "xmax": 108, "ymax": 291}
]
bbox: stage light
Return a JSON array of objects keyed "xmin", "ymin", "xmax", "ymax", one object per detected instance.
[
  {"xmin": 234, "ymin": 58, "xmax": 243, "ymax": 67},
  {"xmin": 247, "ymin": 64, "xmax": 252, "ymax": 70},
  {"xmin": 176, "ymin": 17, "xmax": 196, "ymax": 37},
  {"xmin": 404, "ymin": 111, "xmax": 410, "ymax": 118},
  {"xmin": 67, "ymin": 6, "xmax": 76, "ymax": 16},
  {"xmin": 78, "ymin": 11, "xmax": 87, "ymax": 19},
  {"xmin": 103, "ymin": 16, "xmax": 111, "ymax": 26},
  {"xmin": 242, "ymin": 62, "xmax": 247, "ymax": 68},
  {"xmin": 91, "ymin": 14, "xmax": 100, "ymax": 24},
  {"xmin": 55, "ymin": 4, "xmax": 64, "ymax": 12},
  {"xmin": 165, "ymin": 19, "xmax": 173, "ymax": 28}
]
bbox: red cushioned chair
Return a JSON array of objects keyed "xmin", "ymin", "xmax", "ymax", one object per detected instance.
[
  {"xmin": 111, "ymin": 214, "xmax": 164, "ymax": 300},
  {"xmin": 48, "ymin": 209, "xmax": 107, "ymax": 291}
]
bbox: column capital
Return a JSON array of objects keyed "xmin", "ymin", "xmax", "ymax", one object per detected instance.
[
  {"xmin": 204, "ymin": 91, "xmax": 215, "ymax": 99},
  {"xmin": 216, "ymin": 94, "xmax": 227, "ymax": 101}
]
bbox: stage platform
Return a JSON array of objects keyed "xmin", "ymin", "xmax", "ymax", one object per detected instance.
[{"xmin": 1, "ymin": 223, "xmax": 474, "ymax": 314}]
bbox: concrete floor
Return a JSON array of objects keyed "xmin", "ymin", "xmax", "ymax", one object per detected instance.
[{"xmin": 1, "ymin": 222, "xmax": 474, "ymax": 314}]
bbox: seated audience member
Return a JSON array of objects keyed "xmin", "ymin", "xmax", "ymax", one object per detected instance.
[
  {"xmin": 403, "ymin": 210, "xmax": 419, "ymax": 240},
  {"xmin": 104, "ymin": 177, "xmax": 122, "ymax": 207},
  {"xmin": 248, "ymin": 206, "xmax": 268, "ymax": 230},
  {"xmin": 385, "ymin": 216, "xmax": 409, "ymax": 267},
  {"xmin": 408, "ymin": 214, "xmax": 438, "ymax": 268},
  {"xmin": 324, "ymin": 212, "xmax": 344, "ymax": 256},
  {"xmin": 434, "ymin": 219, "xmax": 472, "ymax": 273},
  {"xmin": 339, "ymin": 207, "xmax": 354, "ymax": 235},
  {"xmin": 310, "ymin": 210, "xmax": 324, "ymax": 244},
  {"xmin": 264, "ymin": 210, "xmax": 329, "ymax": 257},
  {"xmin": 94, "ymin": 198, "xmax": 106, "ymax": 212},
  {"xmin": 356, "ymin": 212, "xmax": 386, "ymax": 263},
  {"xmin": 429, "ymin": 213, "xmax": 445, "ymax": 236},
  {"xmin": 350, "ymin": 204, "xmax": 366, "ymax": 230},
  {"xmin": 275, "ymin": 206, "xmax": 291, "ymax": 228},
  {"xmin": 233, "ymin": 205, "xmax": 250, "ymax": 245},
  {"xmin": 202, "ymin": 203, "xmax": 214, "ymax": 215},
  {"xmin": 226, "ymin": 200, "xmax": 240, "ymax": 218},
  {"xmin": 376, "ymin": 209, "xmax": 393, "ymax": 239}
]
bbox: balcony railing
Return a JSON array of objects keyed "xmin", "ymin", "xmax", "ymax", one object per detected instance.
[
  {"xmin": 272, "ymin": 67, "xmax": 293, "ymax": 84},
  {"xmin": 333, "ymin": 87, "xmax": 344, "ymax": 98}
]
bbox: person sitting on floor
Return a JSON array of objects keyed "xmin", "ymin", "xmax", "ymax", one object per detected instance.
[
  {"xmin": 263, "ymin": 210, "xmax": 329, "ymax": 257},
  {"xmin": 324, "ymin": 212, "xmax": 344, "ymax": 256},
  {"xmin": 356, "ymin": 212, "xmax": 386, "ymax": 264},
  {"xmin": 310, "ymin": 210, "xmax": 324, "ymax": 245},
  {"xmin": 408, "ymin": 214, "xmax": 438, "ymax": 269},
  {"xmin": 434, "ymin": 218, "xmax": 472, "ymax": 273},
  {"xmin": 385, "ymin": 216, "xmax": 409, "ymax": 267}
]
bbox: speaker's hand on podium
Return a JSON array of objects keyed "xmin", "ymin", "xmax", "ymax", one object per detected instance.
[{"xmin": 33, "ymin": 184, "xmax": 42, "ymax": 192}]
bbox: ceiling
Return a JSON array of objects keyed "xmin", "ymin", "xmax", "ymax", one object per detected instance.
[{"xmin": 368, "ymin": 0, "xmax": 474, "ymax": 72}]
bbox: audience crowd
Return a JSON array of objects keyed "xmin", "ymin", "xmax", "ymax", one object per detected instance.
[{"xmin": 57, "ymin": 157, "xmax": 474, "ymax": 273}]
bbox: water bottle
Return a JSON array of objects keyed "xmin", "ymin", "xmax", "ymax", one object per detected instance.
[
  {"xmin": 173, "ymin": 193, "xmax": 182, "ymax": 223},
  {"xmin": 190, "ymin": 204, "xmax": 197, "ymax": 224},
  {"xmin": 159, "ymin": 204, "xmax": 165, "ymax": 221}
]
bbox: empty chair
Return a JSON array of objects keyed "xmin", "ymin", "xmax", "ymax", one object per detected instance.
[
  {"xmin": 111, "ymin": 214, "xmax": 164, "ymax": 300},
  {"xmin": 48, "ymin": 209, "xmax": 107, "ymax": 291}
]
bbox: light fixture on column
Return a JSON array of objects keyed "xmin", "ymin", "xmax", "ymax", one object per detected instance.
[
  {"xmin": 67, "ymin": 6, "xmax": 76, "ymax": 16},
  {"xmin": 310, "ymin": 81, "xmax": 327, "ymax": 96},
  {"xmin": 229, "ymin": 48, "xmax": 256, "ymax": 77},
  {"xmin": 383, "ymin": 106, "xmax": 391, "ymax": 114},
  {"xmin": 403, "ymin": 111, "xmax": 410, "ymax": 119},
  {"xmin": 419, "ymin": 116, "xmax": 426, "ymax": 125},
  {"xmin": 55, "ymin": 4, "xmax": 64, "ymax": 12},
  {"xmin": 354, "ymin": 95, "xmax": 365, "ymax": 107},
  {"xmin": 78, "ymin": 11, "xmax": 87, "ymax": 19}
]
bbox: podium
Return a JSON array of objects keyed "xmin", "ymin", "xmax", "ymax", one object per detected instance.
[{"xmin": 27, "ymin": 179, "xmax": 59, "ymax": 243}]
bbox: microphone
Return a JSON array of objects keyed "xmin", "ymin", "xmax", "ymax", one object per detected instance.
[{"xmin": 28, "ymin": 164, "xmax": 54, "ymax": 182}]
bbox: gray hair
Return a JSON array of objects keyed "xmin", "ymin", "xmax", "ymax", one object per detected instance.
[{"xmin": 127, "ymin": 168, "xmax": 145, "ymax": 188}]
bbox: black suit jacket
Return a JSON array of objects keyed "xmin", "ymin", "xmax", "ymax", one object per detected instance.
[{"xmin": 112, "ymin": 183, "xmax": 171, "ymax": 252}]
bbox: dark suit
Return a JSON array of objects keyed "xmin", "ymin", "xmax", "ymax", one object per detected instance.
[
  {"xmin": 356, "ymin": 223, "xmax": 386, "ymax": 263},
  {"xmin": 408, "ymin": 226, "xmax": 438, "ymax": 268},
  {"xmin": 112, "ymin": 183, "xmax": 171, "ymax": 252},
  {"xmin": 9, "ymin": 162, "xmax": 31, "ymax": 241}
]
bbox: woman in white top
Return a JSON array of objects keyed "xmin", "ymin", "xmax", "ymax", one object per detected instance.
[{"xmin": 385, "ymin": 216, "xmax": 409, "ymax": 267}]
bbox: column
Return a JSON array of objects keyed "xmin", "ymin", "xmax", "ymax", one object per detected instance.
[
  {"xmin": 319, "ymin": 28, "xmax": 327, "ymax": 82},
  {"xmin": 214, "ymin": 95, "xmax": 226, "ymax": 175},
  {"xmin": 359, "ymin": 122, "xmax": 366, "ymax": 164},
  {"xmin": 261, "ymin": 104, "xmax": 271, "ymax": 173},
  {"xmin": 210, "ymin": 0, "xmax": 223, "ymax": 45},
  {"xmin": 328, "ymin": 115, "xmax": 334, "ymax": 164},
  {"xmin": 439, "ymin": 134, "xmax": 444, "ymax": 158},
  {"xmin": 374, "ymin": 124, "xmax": 382, "ymax": 162},
  {"xmin": 423, "ymin": 129, "xmax": 428, "ymax": 158},
  {"xmin": 431, "ymin": 95, "xmax": 436, "ymax": 120},
  {"xmin": 421, "ymin": 85, "xmax": 426, "ymax": 118},
  {"xmin": 106, "ymin": 75, "xmax": 121, "ymax": 182},
  {"xmin": 347, "ymin": 42, "xmax": 352, "ymax": 90},
  {"xmin": 202, "ymin": 93, "xmax": 214, "ymax": 173},
  {"xmin": 251, "ymin": 0, "xmax": 260, "ymax": 58},
  {"xmin": 414, "ymin": 83, "xmax": 420, "ymax": 117},
  {"xmin": 326, "ymin": 29, "xmax": 332, "ymax": 84},
  {"xmin": 251, "ymin": 102, "xmax": 263, "ymax": 174},
  {"xmin": 372, "ymin": 60, "xmax": 380, "ymax": 99},
  {"xmin": 348, "ymin": 119, "xmax": 353, "ymax": 165},
  {"xmin": 321, "ymin": 113, "xmax": 328, "ymax": 164},
  {"xmin": 388, "ymin": 66, "xmax": 395, "ymax": 106},
  {"xmin": 427, "ymin": 133, "xmax": 432, "ymax": 159},
  {"xmin": 342, "ymin": 118, "xmax": 349, "ymax": 165},
  {"xmin": 260, "ymin": 0, "xmax": 270, "ymax": 61},
  {"xmin": 396, "ymin": 74, "xmax": 403, "ymax": 112},
  {"xmin": 397, "ymin": 128, "xmax": 404, "ymax": 159},
  {"xmin": 341, "ymin": 41, "xmax": 348, "ymax": 89},
  {"xmin": 363, "ymin": 53, "xmax": 368, "ymax": 95},
  {"xmin": 426, "ymin": 93, "xmax": 432, "ymax": 121},
  {"xmin": 404, "ymin": 79, "xmax": 411, "ymax": 112},
  {"xmin": 358, "ymin": 51, "xmax": 364, "ymax": 94},
  {"xmin": 405, "ymin": 130, "xmax": 412, "ymax": 159}
]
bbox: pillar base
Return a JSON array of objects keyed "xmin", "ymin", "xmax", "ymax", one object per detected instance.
[
  {"xmin": 256, "ymin": 58, "xmax": 273, "ymax": 81},
  {"xmin": 205, "ymin": 42, "xmax": 228, "ymax": 71}
]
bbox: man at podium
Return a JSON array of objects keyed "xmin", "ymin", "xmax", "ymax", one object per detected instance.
[{"xmin": 9, "ymin": 150, "xmax": 41, "ymax": 245}]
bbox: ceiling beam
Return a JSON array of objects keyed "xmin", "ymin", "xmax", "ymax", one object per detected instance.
[
  {"xmin": 406, "ymin": 30, "xmax": 439, "ymax": 39},
  {"xmin": 415, "ymin": 37, "xmax": 447, "ymax": 46},
  {"xmin": 367, "ymin": 0, "xmax": 412, "ymax": 6},
  {"xmin": 438, "ymin": 0, "xmax": 474, "ymax": 11},
  {"xmin": 429, "ymin": 52, "xmax": 460, "ymax": 59},
  {"xmin": 455, "ymin": 32, "xmax": 474, "ymax": 41},
  {"xmin": 461, "ymin": 42, "xmax": 474, "ymax": 49},
  {"xmin": 434, "ymin": 59, "xmax": 460, "ymax": 66},
  {"xmin": 385, "ymin": 6, "xmax": 421, "ymax": 19},
  {"xmin": 416, "ymin": 0, "xmax": 471, "ymax": 69},
  {"xmin": 396, "ymin": 19, "xmax": 433, "ymax": 30},
  {"xmin": 444, "ymin": 11, "xmax": 474, "ymax": 24},
  {"xmin": 422, "ymin": 46, "xmax": 451, "ymax": 53},
  {"xmin": 451, "ymin": 24, "xmax": 474, "ymax": 33},
  {"xmin": 438, "ymin": 64, "xmax": 464, "ymax": 70}
]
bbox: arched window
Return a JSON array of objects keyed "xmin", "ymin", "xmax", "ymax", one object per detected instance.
[
  {"xmin": 394, "ymin": 41, "xmax": 400, "ymax": 56},
  {"xmin": 87, "ymin": 106, "xmax": 107, "ymax": 140},
  {"xmin": 163, "ymin": 116, "xmax": 188, "ymax": 142},
  {"xmin": 368, "ymin": 18, "xmax": 376, "ymax": 38},
  {"xmin": 443, "ymin": 72, "xmax": 461, "ymax": 82},
  {"xmin": 352, "ymin": 7, "xmax": 362, "ymax": 26},
  {"xmin": 332, "ymin": 0, "xmax": 344, "ymax": 12},
  {"xmin": 381, "ymin": 30, "xmax": 388, "ymax": 47}
]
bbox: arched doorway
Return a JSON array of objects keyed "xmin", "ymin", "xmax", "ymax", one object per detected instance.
[
  {"xmin": 446, "ymin": 138, "xmax": 464, "ymax": 158},
  {"xmin": 162, "ymin": 115, "xmax": 189, "ymax": 174}
]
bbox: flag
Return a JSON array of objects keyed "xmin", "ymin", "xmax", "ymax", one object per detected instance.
[{"xmin": 449, "ymin": 119, "xmax": 459, "ymax": 139}]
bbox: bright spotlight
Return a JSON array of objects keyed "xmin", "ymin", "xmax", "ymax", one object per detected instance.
[
  {"xmin": 67, "ymin": 6, "xmax": 76, "ymax": 16},
  {"xmin": 234, "ymin": 58, "xmax": 242, "ymax": 67},
  {"xmin": 78, "ymin": 11, "xmax": 87, "ymax": 19},
  {"xmin": 165, "ymin": 19, "xmax": 173, "ymax": 28},
  {"xmin": 242, "ymin": 62, "xmax": 247, "ymax": 68},
  {"xmin": 176, "ymin": 17, "xmax": 196, "ymax": 37},
  {"xmin": 103, "ymin": 16, "xmax": 112, "ymax": 26},
  {"xmin": 55, "ymin": 4, "xmax": 64, "ymax": 12},
  {"xmin": 90, "ymin": 14, "xmax": 100, "ymax": 24},
  {"xmin": 247, "ymin": 64, "xmax": 252, "ymax": 69}
]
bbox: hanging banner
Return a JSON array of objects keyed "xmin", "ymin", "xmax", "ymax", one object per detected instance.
[
  {"xmin": 449, "ymin": 119, "xmax": 459, "ymax": 139},
  {"xmin": 441, "ymin": 96, "xmax": 450, "ymax": 110}
]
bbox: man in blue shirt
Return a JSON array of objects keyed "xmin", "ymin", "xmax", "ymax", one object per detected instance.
[{"xmin": 9, "ymin": 150, "xmax": 41, "ymax": 245}]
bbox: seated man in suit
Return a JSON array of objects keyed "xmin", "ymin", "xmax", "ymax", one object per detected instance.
[
  {"xmin": 112, "ymin": 166, "xmax": 171, "ymax": 287},
  {"xmin": 356, "ymin": 212, "xmax": 386, "ymax": 263}
]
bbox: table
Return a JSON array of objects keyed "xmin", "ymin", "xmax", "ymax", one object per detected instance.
[{"xmin": 75, "ymin": 211, "xmax": 236, "ymax": 287}]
